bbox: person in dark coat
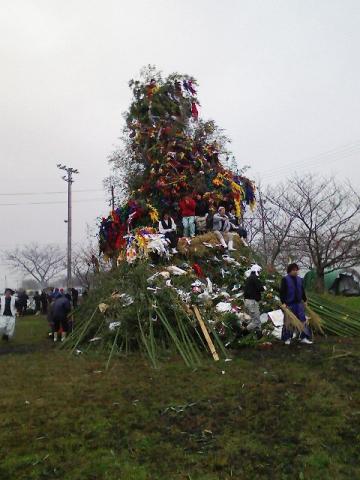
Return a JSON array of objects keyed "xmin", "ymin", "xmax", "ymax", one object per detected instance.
[
  {"xmin": 40, "ymin": 290, "xmax": 48, "ymax": 314},
  {"xmin": 18, "ymin": 291, "xmax": 29, "ymax": 316},
  {"xmin": 243, "ymin": 266, "xmax": 264, "ymax": 333},
  {"xmin": 33, "ymin": 291, "xmax": 41, "ymax": 314},
  {"xmin": 71, "ymin": 288, "xmax": 79, "ymax": 308},
  {"xmin": 195, "ymin": 194, "xmax": 209, "ymax": 234},
  {"xmin": 52, "ymin": 288, "xmax": 61, "ymax": 300},
  {"xmin": 52, "ymin": 295, "xmax": 72, "ymax": 342},
  {"xmin": 229, "ymin": 207, "xmax": 248, "ymax": 241},
  {"xmin": 280, "ymin": 263, "xmax": 312, "ymax": 345}
]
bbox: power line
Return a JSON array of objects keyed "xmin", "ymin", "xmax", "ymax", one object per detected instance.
[
  {"xmin": 0, "ymin": 197, "xmax": 106, "ymax": 207},
  {"xmin": 262, "ymin": 148, "xmax": 360, "ymax": 182},
  {"xmin": 256, "ymin": 141, "xmax": 360, "ymax": 180},
  {"xmin": 0, "ymin": 188, "xmax": 103, "ymax": 197}
]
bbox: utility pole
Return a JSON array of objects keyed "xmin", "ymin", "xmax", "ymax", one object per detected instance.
[
  {"xmin": 111, "ymin": 185, "xmax": 115, "ymax": 211},
  {"xmin": 57, "ymin": 164, "xmax": 79, "ymax": 289}
]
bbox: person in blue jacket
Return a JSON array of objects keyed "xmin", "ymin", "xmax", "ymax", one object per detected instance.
[
  {"xmin": 52, "ymin": 295, "xmax": 72, "ymax": 343},
  {"xmin": 280, "ymin": 263, "xmax": 313, "ymax": 345}
]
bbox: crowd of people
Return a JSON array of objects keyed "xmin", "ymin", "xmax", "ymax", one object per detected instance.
[
  {"xmin": 0, "ymin": 286, "xmax": 84, "ymax": 343},
  {"xmin": 158, "ymin": 194, "xmax": 248, "ymax": 254}
]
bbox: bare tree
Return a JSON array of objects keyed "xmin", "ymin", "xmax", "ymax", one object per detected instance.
[
  {"xmin": 242, "ymin": 213, "xmax": 262, "ymax": 248},
  {"xmin": 72, "ymin": 247, "xmax": 101, "ymax": 290},
  {"xmin": 72, "ymin": 228, "xmax": 110, "ymax": 289},
  {"xmin": 243, "ymin": 184, "xmax": 295, "ymax": 270},
  {"xmin": 277, "ymin": 174, "xmax": 360, "ymax": 292},
  {"xmin": 3, "ymin": 243, "xmax": 65, "ymax": 288}
]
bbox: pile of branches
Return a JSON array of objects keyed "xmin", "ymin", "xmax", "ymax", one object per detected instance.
[
  {"xmin": 64, "ymin": 234, "xmax": 280, "ymax": 367},
  {"xmin": 308, "ymin": 294, "xmax": 360, "ymax": 336}
]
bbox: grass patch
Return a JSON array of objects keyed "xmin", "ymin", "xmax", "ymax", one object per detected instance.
[
  {"xmin": 321, "ymin": 294, "xmax": 360, "ymax": 312},
  {"xmin": 0, "ymin": 316, "xmax": 359, "ymax": 479}
]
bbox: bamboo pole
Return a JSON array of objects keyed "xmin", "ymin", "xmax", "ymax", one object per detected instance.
[{"xmin": 193, "ymin": 306, "xmax": 219, "ymax": 362}]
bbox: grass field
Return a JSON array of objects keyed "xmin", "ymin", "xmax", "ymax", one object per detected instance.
[
  {"xmin": 0, "ymin": 314, "xmax": 360, "ymax": 479},
  {"xmin": 322, "ymin": 294, "xmax": 360, "ymax": 312}
]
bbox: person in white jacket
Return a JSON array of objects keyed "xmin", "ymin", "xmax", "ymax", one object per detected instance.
[
  {"xmin": 0, "ymin": 288, "xmax": 18, "ymax": 341},
  {"xmin": 212, "ymin": 207, "xmax": 236, "ymax": 251},
  {"xmin": 158, "ymin": 212, "xmax": 178, "ymax": 254}
]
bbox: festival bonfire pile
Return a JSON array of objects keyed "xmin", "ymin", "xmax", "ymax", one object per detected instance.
[
  {"xmin": 64, "ymin": 68, "xmax": 314, "ymax": 366},
  {"xmin": 65, "ymin": 233, "xmax": 281, "ymax": 367}
]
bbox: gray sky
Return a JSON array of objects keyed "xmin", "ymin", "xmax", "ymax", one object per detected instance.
[{"xmin": 1, "ymin": 0, "xmax": 360, "ymax": 289}]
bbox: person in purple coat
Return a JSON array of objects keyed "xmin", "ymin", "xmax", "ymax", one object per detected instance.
[{"xmin": 280, "ymin": 263, "xmax": 313, "ymax": 345}]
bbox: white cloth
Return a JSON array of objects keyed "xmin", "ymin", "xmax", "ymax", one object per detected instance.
[
  {"xmin": 0, "ymin": 316, "xmax": 16, "ymax": 338},
  {"xmin": 214, "ymin": 230, "xmax": 234, "ymax": 247},
  {"xmin": 244, "ymin": 299, "xmax": 261, "ymax": 330},
  {"xmin": 267, "ymin": 309, "xmax": 284, "ymax": 340}
]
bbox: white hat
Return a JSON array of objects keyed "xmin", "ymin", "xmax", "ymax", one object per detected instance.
[{"xmin": 245, "ymin": 264, "xmax": 262, "ymax": 277}]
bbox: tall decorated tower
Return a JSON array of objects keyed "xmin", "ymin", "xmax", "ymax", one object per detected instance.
[{"xmin": 99, "ymin": 68, "xmax": 256, "ymax": 258}]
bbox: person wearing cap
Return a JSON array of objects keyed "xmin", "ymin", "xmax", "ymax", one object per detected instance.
[
  {"xmin": 0, "ymin": 288, "xmax": 18, "ymax": 341},
  {"xmin": 280, "ymin": 263, "xmax": 312, "ymax": 345},
  {"xmin": 243, "ymin": 266, "xmax": 264, "ymax": 333},
  {"xmin": 212, "ymin": 206, "xmax": 236, "ymax": 251}
]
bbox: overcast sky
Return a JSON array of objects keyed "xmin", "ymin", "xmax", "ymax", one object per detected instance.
[{"xmin": 0, "ymin": 0, "xmax": 359, "ymax": 289}]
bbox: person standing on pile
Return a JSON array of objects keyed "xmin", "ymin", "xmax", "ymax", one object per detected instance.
[
  {"xmin": 52, "ymin": 293, "xmax": 72, "ymax": 342},
  {"xmin": 229, "ymin": 207, "xmax": 248, "ymax": 245},
  {"xmin": 244, "ymin": 266, "xmax": 264, "ymax": 335},
  {"xmin": 280, "ymin": 263, "xmax": 313, "ymax": 345},
  {"xmin": 195, "ymin": 193, "xmax": 209, "ymax": 234},
  {"xmin": 179, "ymin": 194, "xmax": 196, "ymax": 238},
  {"xmin": 0, "ymin": 289, "xmax": 18, "ymax": 341},
  {"xmin": 158, "ymin": 212, "xmax": 178, "ymax": 253},
  {"xmin": 212, "ymin": 206, "xmax": 236, "ymax": 251}
]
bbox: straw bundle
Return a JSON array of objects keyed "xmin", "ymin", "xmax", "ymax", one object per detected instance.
[
  {"xmin": 279, "ymin": 305, "xmax": 304, "ymax": 333},
  {"xmin": 305, "ymin": 304, "xmax": 325, "ymax": 334}
]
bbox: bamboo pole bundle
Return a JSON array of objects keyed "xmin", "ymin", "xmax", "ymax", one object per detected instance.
[{"xmin": 308, "ymin": 295, "xmax": 360, "ymax": 336}]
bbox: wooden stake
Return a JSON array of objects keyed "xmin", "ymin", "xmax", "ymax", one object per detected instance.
[{"xmin": 193, "ymin": 306, "xmax": 219, "ymax": 361}]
